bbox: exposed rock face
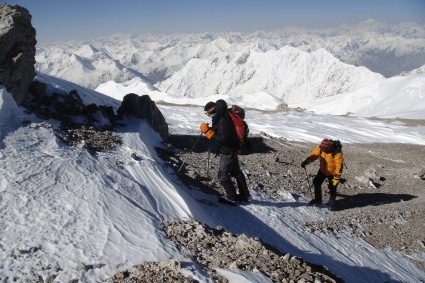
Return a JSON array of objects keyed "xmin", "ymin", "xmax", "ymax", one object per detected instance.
[
  {"xmin": 0, "ymin": 4, "xmax": 36, "ymax": 105},
  {"xmin": 118, "ymin": 93, "xmax": 169, "ymax": 140}
]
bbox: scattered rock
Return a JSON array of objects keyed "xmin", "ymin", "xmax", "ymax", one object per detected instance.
[
  {"xmin": 112, "ymin": 260, "xmax": 197, "ymax": 283},
  {"xmin": 11, "ymin": 248, "xmax": 21, "ymax": 259},
  {"xmin": 162, "ymin": 133, "xmax": 425, "ymax": 272},
  {"xmin": 57, "ymin": 125, "xmax": 121, "ymax": 154},
  {"xmin": 163, "ymin": 219, "xmax": 341, "ymax": 283},
  {"xmin": 418, "ymin": 169, "xmax": 425, "ymax": 180},
  {"xmin": 76, "ymin": 262, "xmax": 86, "ymax": 271}
]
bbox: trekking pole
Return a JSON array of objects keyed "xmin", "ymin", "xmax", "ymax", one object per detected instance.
[
  {"xmin": 206, "ymin": 147, "xmax": 211, "ymax": 179},
  {"xmin": 177, "ymin": 133, "xmax": 202, "ymax": 174}
]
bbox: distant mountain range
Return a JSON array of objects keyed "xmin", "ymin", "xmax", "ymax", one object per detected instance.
[
  {"xmin": 35, "ymin": 44, "xmax": 150, "ymax": 90},
  {"xmin": 35, "ymin": 20, "xmax": 425, "ymax": 104}
]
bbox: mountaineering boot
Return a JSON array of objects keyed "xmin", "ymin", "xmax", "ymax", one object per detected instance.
[
  {"xmin": 327, "ymin": 194, "xmax": 336, "ymax": 211},
  {"xmin": 308, "ymin": 198, "xmax": 322, "ymax": 206},
  {"xmin": 220, "ymin": 180, "xmax": 238, "ymax": 203},
  {"xmin": 236, "ymin": 174, "xmax": 251, "ymax": 203},
  {"xmin": 309, "ymin": 186, "xmax": 322, "ymax": 206},
  {"xmin": 218, "ymin": 196, "xmax": 239, "ymax": 206}
]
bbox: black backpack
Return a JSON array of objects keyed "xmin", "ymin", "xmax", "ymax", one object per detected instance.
[
  {"xmin": 331, "ymin": 139, "xmax": 342, "ymax": 155},
  {"xmin": 331, "ymin": 139, "xmax": 346, "ymax": 173}
]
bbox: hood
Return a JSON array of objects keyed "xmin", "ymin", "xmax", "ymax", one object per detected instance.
[{"xmin": 215, "ymin": 99, "xmax": 228, "ymax": 118}]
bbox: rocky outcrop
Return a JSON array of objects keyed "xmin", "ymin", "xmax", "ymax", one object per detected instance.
[
  {"xmin": 24, "ymin": 82, "xmax": 169, "ymax": 153},
  {"xmin": 0, "ymin": 4, "xmax": 36, "ymax": 105},
  {"xmin": 163, "ymin": 219, "xmax": 342, "ymax": 283},
  {"xmin": 118, "ymin": 93, "xmax": 169, "ymax": 140},
  {"xmin": 26, "ymin": 81, "xmax": 117, "ymax": 126}
]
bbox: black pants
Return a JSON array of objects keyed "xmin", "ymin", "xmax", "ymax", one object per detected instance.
[
  {"xmin": 218, "ymin": 152, "xmax": 249, "ymax": 199},
  {"xmin": 312, "ymin": 170, "xmax": 337, "ymax": 201},
  {"xmin": 218, "ymin": 152, "xmax": 243, "ymax": 182}
]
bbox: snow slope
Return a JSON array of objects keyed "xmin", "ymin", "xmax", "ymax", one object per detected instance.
[
  {"xmin": 0, "ymin": 87, "xmax": 214, "ymax": 282},
  {"xmin": 292, "ymin": 74, "xmax": 425, "ymax": 119}
]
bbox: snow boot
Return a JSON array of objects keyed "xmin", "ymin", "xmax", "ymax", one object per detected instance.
[
  {"xmin": 309, "ymin": 185, "xmax": 322, "ymax": 206},
  {"xmin": 308, "ymin": 198, "xmax": 322, "ymax": 206},
  {"xmin": 236, "ymin": 174, "xmax": 251, "ymax": 203},
  {"xmin": 328, "ymin": 194, "xmax": 336, "ymax": 211},
  {"xmin": 218, "ymin": 196, "xmax": 239, "ymax": 206},
  {"xmin": 220, "ymin": 180, "xmax": 238, "ymax": 202}
]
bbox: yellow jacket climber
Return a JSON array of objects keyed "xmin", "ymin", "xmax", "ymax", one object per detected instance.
[
  {"xmin": 304, "ymin": 145, "xmax": 343, "ymax": 178},
  {"xmin": 301, "ymin": 138, "xmax": 344, "ymax": 210}
]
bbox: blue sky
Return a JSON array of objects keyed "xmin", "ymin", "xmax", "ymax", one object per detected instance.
[{"xmin": 4, "ymin": 0, "xmax": 425, "ymax": 43}]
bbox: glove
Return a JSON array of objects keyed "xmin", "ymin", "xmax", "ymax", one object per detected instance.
[
  {"xmin": 200, "ymin": 123, "xmax": 209, "ymax": 134},
  {"xmin": 200, "ymin": 123, "xmax": 215, "ymax": 139},
  {"xmin": 301, "ymin": 159, "xmax": 308, "ymax": 168},
  {"xmin": 332, "ymin": 177, "xmax": 340, "ymax": 186}
]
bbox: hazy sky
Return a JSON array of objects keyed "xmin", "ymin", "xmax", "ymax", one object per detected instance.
[{"xmin": 4, "ymin": 0, "xmax": 425, "ymax": 43}]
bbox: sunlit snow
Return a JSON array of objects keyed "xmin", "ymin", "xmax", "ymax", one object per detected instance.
[{"xmin": 1, "ymin": 72, "xmax": 425, "ymax": 283}]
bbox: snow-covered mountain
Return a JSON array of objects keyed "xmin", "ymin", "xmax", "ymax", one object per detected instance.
[
  {"xmin": 35, "ymin": 20, "xmax": 425, "ymax": 92},
  {"xmin": 155, "ymin": 46, "xmax": 383, "ymax": 104},
  {"xmin": 292, "ymin": 74, "xmax": 425, "ymax": 119},
  {"xmin": 94, "ymin": 65, "xmax": 425, "ymax": 120},
  {"xmin": 402, "ymin": 63, "xmax": 425, "ymax": 76},
  {"xmin": 92, "ymin": 20, "xmax": 425, "ymax": 80},
  {"xmin": 36, "ymin": 43, "xmax": 152, "ymax": 89},
  {"xmin": 285, "ymin": 20, "xmax": 425, "ymax": 77}
]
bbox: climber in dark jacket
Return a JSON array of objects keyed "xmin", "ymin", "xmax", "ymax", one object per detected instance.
[{"xmin": 200, "ymin": 99, "xmax": 251, "ymax": 204}]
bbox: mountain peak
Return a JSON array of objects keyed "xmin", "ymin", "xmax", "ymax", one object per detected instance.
[{"xmin": 75, "ymin": 44, "xmax": 99, "ymax": 58}]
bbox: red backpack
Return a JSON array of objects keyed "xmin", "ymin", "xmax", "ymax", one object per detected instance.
[{"xmin": 228, "ymin": 105, "xmax": 250, "ymax": 153}]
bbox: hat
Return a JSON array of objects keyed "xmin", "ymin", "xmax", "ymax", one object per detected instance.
[
  {"xmin": 204, "ymin": 101, "xmax": 216, "ymax": 116},
  {"xmin": 319, "ymin": 139, "xmax": 331, "ymax": 151}
]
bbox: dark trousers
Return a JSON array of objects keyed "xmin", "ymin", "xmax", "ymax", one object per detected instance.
[
  {"xmin": 218, "ymin": 153, "xmax": 243, "ymax": 182},
  {"xmin": 312, "ymin": 170, "xmax": 337, "ymax": 201},
  {"xmin": 218, "ymin": 153, "xmax": 249, "ymax": 199}
]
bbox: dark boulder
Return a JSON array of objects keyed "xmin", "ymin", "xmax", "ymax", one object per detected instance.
[
  {"xmin": 0, "ymin": 4, "xmax": 36, "ymax": 105},
  {"xmin": 118, "ymin": 93, "xmax": 168, "ymax": 140}
]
